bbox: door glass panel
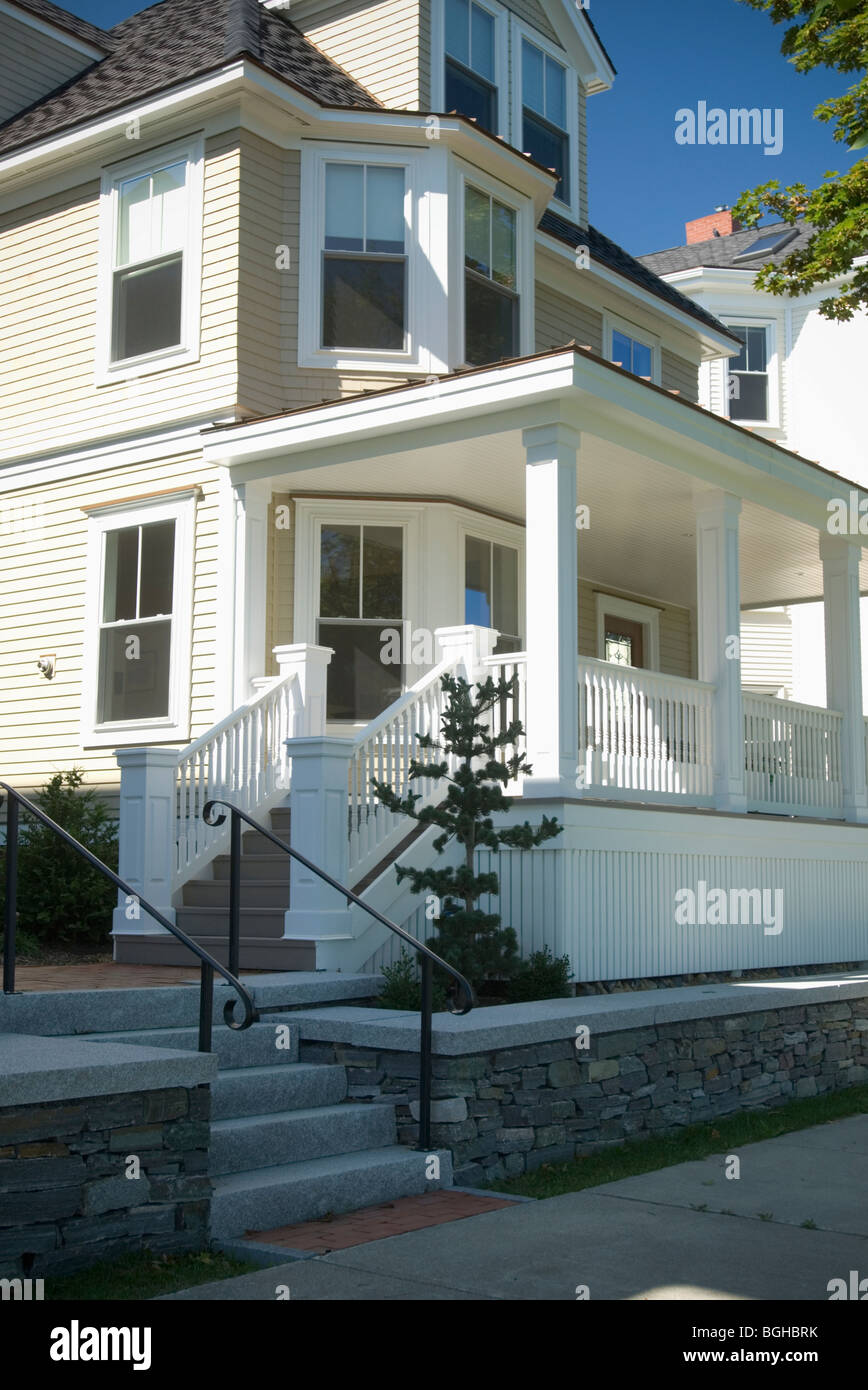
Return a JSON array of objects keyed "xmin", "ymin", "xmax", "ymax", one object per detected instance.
[{"xmin": 320, "ymin": 525, "xmax": 361, "ymax": 618}]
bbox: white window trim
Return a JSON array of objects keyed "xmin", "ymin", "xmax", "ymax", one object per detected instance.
[
  {"xmin": 509, "ymin": 16, "xmax": 579, "ymax": 223},
  {"xmin": 602, "ymin": 310, "xmax": 661, "ymax": 385},
  {"xmin": 81, "ymin": 492, "xmax": 195, "ymax": 747},
  {"xmin": 595, "ymin": 592, "xmax": 661, "ymax": 671},
  {"xmin": 721, "ymin": 316, "xmax": 780, "ymax": 430},
  {"xmin": 451, "ymin": 157, "xmax": 535, "ymax": 368},
  {"xmin": 298, "ymin": 143, "xmax": 446, "ymax": 375},
  {"xmin": 458, "ymin": 514, "xmax": 525, "ymax": 644},
  {"xmin": 431, "ymin": 0, "xmax": 510, "ymax": 141},
  {"xmin": 95, "ymin": 136, "xmax": 204, "ymax": 386}
]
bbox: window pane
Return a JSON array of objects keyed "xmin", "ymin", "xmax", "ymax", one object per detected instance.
[
  {"xmin": 545, "ymin": 56, "xmax": 566, "ymax": 129},
  {"xmin": 465, "ymin": 274, "xmax": 518, "ymax": 366},
  {"xmin": 103, "ymin": 526, "xmax": 139, "ymax": 623},
  {"xmin": 746, "ymin": 326, "xmax": 767, "ymax": 372},
  {"xmin": 730, "ymin": 373, "xmax": 768, "ymax": 421},
  {"xmin": 151, "ymin": 163, "xmax": 187, "ymax": 255},
  {"xmin": 612, "ymin": 330, "xmax": 632, "ymax": 369},
  {"xmin": 729, "ymin": 326, "xmax": 749, "ymax": 373},
  {"xmin": 492, "ymin": 543, "xmax": 518, "ymax": 640},
  {"xmin": 445, "ymin": 0, "xmax": 469, "ymax": 65},
  {"xmin": 521, "ymin": 112, "xmax": 569, "ymax": 201},
  {"xmin": 320, "ymin": 525, "xmax": 361, "ymax": 618},
  {"xmin": 98, "ymin": 620, "xmax": 171, "ymax": 722},
  {"xmin": 633, "ymin": 341, "xmax": 652, "ymax": 378},
  {"xmin": 322, "ymin": 257, "xmax": 406, "ymax": 350},
  {"xmin": 319, "ymin": 621, "xmax": 403, "ymax": 721},
  {"xmin": 522, "ymin": 39, "xmax": 544, "ymax": 115},
  {"xmin": 117, "ymin": 173, "xmax": 152, "ymax": 266},
  {"xmin": 491, "ymin": 200, "xmax": 516, "ymax": 289},
  {"xmin": 465, "ymin": 536, "xmax": 491, "ymax": 627},
  {"xmin": 445, "ymin": 60, "xmax": 496, "ymax": 133},
  {"xmin": 139, "ymin": 520, "xmax": 175, "ymax": 618},
  {"xmin": 362, "ymin": 526, "xmax": 402, "ymax": 618},
  {"xmin": 366, "ymin": 166, "xmax": 405, "ymax": 254},
  {"xmin": 464, "ymin": 185, "xmax": 490, "ymax": 276},
  {"xmin": 325, "ymin": 164, "xmax": 364, "ymax": 252},
  {"xmin": 470, "ymin": 2, "xmax": 494, "ymax": 80},
  {"xmin": 113, "ymin": 256, "xmax": 183, "ymax": 361}
]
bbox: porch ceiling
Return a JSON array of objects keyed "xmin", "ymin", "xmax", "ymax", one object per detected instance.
[{"xmin": 253, "ymin": 428, "xmax": 865, "ymax": 611}]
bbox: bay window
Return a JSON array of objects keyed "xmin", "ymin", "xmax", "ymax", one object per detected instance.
[
  {"xmin": 464, "ymin": 184, "xmax": 519, "ymax": 366},
  {"xmin": 465, "ymin": 535, "xmax": 520, "ymax": 653},
  {"xmin": 322, "ymin": 162, "xmax": 407, "ymax": 352}
]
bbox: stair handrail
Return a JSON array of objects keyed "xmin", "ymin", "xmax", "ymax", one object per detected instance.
[
  {"xmin": 0, "ymin": 782, "xmax": 258, "ymax": 1051},
  {"xmin": 202, "ymin": 797, "xmax": 474, "ymax": 1150}
]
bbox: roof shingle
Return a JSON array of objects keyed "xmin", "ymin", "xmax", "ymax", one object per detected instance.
[{"xmin": 639, "ymin": 220, "xmax": 815, "ymax": 277}]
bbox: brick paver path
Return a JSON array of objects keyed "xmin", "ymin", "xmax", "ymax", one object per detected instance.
[{"xmin": 246, "ymin": 1190, "xmax": 520, "ymax": 1253}]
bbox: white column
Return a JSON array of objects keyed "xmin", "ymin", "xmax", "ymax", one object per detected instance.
[
  {"xmin": 283, "ymin": 737, "xmax": 354, "ymax": 940},
  {"xmin": 233, "ymin": 480, "xmax": 270, "ymax": 705},
  {"xmin": 820, "ymin": 533, "xmax": 868, "ymax": 820},
  {"xmin": 695, "ymin": 489, "xmax": 746, "ymax": 812},
  {"xmin": 435, "ymin": 624, "xmax": 497, "ymax": 681},
  {"xmin": 112, "ymin": 747, "xmax": 178, "ymax": 937},
  {"xmin": 521, "ymin": 423, "xmax": 579, "ymax": 797},
  {"xmin": 273, "ymin": 643, "xmax": 332, "ymax": 736}
]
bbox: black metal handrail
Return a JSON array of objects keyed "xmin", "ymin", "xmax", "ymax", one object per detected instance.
[
  {"xmin": 203, "ymin": 798, "xmax": 474, "ymax": 1150},
  {"xmin": 0, "ymin": 782, "xmax": 257, "ymax": 1051}
]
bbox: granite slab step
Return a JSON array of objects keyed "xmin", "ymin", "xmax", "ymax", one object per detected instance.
[
  {"xmin": 210, "ymin": 1102, "xmax": 396, "ymax": 1176},
  {"xmin": 211, "ymin": 1062, "xmax": 347, "ymax": 1120}
]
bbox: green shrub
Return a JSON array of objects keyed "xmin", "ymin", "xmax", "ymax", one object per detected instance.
[
  {"xmin": 505, "ymin": 946, "xmax": 573, "ymax": 1003},
  {"xmin": 0, "ymin": 769, "xmax": 118, "ymax": 946},
  {"xmin": 378, "ymin": 949, "xmax": 449, "ymax": 1012}
]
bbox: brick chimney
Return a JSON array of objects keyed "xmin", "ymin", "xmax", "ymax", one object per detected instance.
[{"xmin": 685, "ymin": 206, "xmax": 741, "ymax": 245}]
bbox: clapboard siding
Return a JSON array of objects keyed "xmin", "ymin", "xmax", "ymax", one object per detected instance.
[
  {"xmin": 661, "ymin": 348, "xmax": 699, "ymax": 403},
  {"xmin": 0, "ymin": 132, "xmax": 242, "ymax": 461},
  {"xmin": 292, "ymin": 0, "xmax": 423, "ymax": 108},
  {"xmin": 740, "ymin": 607, "xmax": 793, "ymax": 697},
  {"xmin": 0, "ymin": 14, "xmax": 95, "ymax": 123},
  {"xmin": 535, "ymin": 280, "xmax": 603, "ymax": 355},
  {"xmin": 0, "ymin": 453, "xmax": 221, "ymax": 796},
  {"xmin": 578, "ymin": 579, "xmax": 694, "ymax": 680},
  {"xmin": 507, "ymin": 0, "xmax": 558, "ymax": 43}
]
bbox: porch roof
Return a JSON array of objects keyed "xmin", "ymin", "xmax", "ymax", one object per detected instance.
[{"xmin": 204, "ymin": 345, "xmax": 868, "ymax": 610}]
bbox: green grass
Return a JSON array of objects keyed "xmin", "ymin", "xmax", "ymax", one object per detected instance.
[
  {"xmin": 490, "ymin": 1082, "xmax": 868, "ymax": 1200},
  {"xmin": 46, "ymin": 1249, "xmax": 258, "ymax": 1301}
]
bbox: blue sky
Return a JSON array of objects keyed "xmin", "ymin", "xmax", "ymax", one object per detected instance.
[{"xmin": 67, "ymin": 0, "xmax": 862, "ymax": 256}]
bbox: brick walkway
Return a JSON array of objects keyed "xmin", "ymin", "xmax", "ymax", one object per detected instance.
[
  {"xmin": 245, "ymin": 1190, "xmax": 520, "ymax": 1253},
  {"xmin": 7, "ymin": 962, "xmax": 202, "ymax": 991}
]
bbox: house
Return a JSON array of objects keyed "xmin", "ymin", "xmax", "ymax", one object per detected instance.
[
  {"xmin": 2, "ymin": 0, "xmax": 868, "ymax": 987},
  {"xmin": 640, "ymin": 208, "xmax": 868, "ymax": 711}
]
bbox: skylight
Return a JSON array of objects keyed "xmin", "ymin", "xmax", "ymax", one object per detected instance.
[{"xmin": 732, "ymin": 228, "xmax": 799, "ymax": 263}]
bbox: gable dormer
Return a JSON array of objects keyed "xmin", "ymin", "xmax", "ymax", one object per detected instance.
[{"xmin": 0, "ymin": 0, "xmax": 108, "ymax": 124}]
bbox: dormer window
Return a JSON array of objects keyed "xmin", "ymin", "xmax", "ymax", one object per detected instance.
[
  {"xmin": 445, "ymin": 0, "xmax": 497, "ymax": 133},
  {"xmin": 464, "ymin": 184, "xmax": 519, "ymax": 366},
  {"xmin": 520, "ymin": 38, "xmax": 569, "ymax": 203}
]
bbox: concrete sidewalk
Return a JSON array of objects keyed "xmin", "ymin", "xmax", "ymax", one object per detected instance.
[{"xmin": 165, "ymin": 1114, "xmax": 868, "ymax": 1301}]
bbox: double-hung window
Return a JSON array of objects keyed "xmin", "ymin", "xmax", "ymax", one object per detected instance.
[
  {"xmin": 317, "ymin": 523, "xmax": 405, "ymax": 722},
  {"xmin": 98, "ymin": 138, "xmax": 203, "ymax": 379},
  {"xmin": 520, "ymin": 37, "xmax": 570, "ymax": 204},
  {"xmin": 464, "ymin": 185, "xmax": 519, "ymax": 366},
  {"xmin": 322, "ymin": 162, "xmax": 408, "ymax": 352},
  {"xmin": 83, "ymin": 495, "xmax": 195, "ymax": 745},
  {"xmin": 444, "ymin": 0, "xmax": 499, "ymax": 135},
  {"xmin": 727, "ymin": 323, "xmax": 770, "ymax": 422}
]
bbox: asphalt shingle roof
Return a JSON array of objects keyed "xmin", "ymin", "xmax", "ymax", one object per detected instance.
[
  {"xmin": 539, "ymin": 209, "xmax": 736, "ymax": 340},
  {"xmin": 0, "ymin": 0, "xmax": 380, "ymax": 155},
  {"xmin": 638, "ymin": 220, "xmax": 815, "ymax": 277}
]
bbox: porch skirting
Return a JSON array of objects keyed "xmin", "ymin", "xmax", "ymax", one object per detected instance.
[{"xmin": 358, "ymin": 800, "xmax": 868, "ymax": 982}]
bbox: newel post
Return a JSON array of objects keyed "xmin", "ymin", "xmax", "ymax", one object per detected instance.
[
  {"xmin": 112, "ymin": 747, "xmax": 178, "ymax": 937},
  {"xmin": 283, "ymin": 737, "xmax": 354, "ymax": 941},
  {"xmin": 273, "ymin": 643, "xmax": 332, "ymax": 736},
  {"xmin": 435, "ymin": 624, "xmax": 498, "ymax": 682}
]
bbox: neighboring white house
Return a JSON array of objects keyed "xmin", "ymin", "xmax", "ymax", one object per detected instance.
[
  {"xmin": 641, "ymin": 209, "xmax": 868, "ymax": 709},
  {"xmin": 2, "ymin": 0, "xmax": 868, "ymax": 986}
]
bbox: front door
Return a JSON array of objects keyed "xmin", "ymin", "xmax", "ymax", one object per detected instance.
[
  {"xmin": 603, "ymin": 615, "xmax": 645, "ymax": 669},
  {"xmin": 317, "ymin": 522, "xmax": 404, "ymax": 722}
]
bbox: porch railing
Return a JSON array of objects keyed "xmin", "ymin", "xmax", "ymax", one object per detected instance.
[
  {"xmin": 348, "ymin": 657, "xmax": 462, "ymax": 876},
  {"xmin": 743, "ymin": 693, "xmax": 843, "ymax": 816},
  {"xmin": 175, "ymin": 671, "xmax": 301, "ymax": 887},
  {"xmin": 481, "ymin": 653, "xmax": 528, "ymax": 771},
  {"xmin": 578, "ymin": 657, "xmax": 715, "ymax": 799}
]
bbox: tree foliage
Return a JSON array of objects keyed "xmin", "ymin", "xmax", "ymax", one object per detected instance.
[{"xmin": 733, "ymin": 0, "xmax": 868, "ymax": 319}]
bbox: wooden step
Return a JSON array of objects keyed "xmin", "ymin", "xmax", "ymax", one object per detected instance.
[
  {"xmin": 113, "ymin": 933, "xmax": 315, "ymax": 970},
  {"xmin": 182, "ymin": 880, "xmax": 290, "ymax": 910}
]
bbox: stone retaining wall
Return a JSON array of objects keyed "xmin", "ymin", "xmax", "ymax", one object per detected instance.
[
  {"xmin": 301, "ymin": 996, "xmax": 868, "ymax": 1187},
  {"xmin": 0, "ymin": 1085, "xmax": 211, "ymax": 1277}
]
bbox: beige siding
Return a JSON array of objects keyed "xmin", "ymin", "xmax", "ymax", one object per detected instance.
[
  {"xmin": 0, "ymin": 14, "xmax": 94, "ymax": 123},
  {"xmin": 266, "ymin": 494, "xmax": 296, "ymax": 674},
  {"xmin": 0, "ymin": 132, "xmax": 242, "ymax": 461},
  {"xmin": 661, "ymin": 348, "xmax": 699, "ymax": 403},
  {"xmin": 578, "ymin": 580, "xmax": 694, "ymax": 680},
  {"xmin": 535, "ymin": 281, "xmax": 603, "ymax": 355},
  {"xmin": 741, "ymin": 607, "xmax": 793, "ymax": 697},
  {"xmin": 0, "ymin": 453, "xmax": 222, "ymax": 798},
  {"xmin": 506, "ymin": 0, "xmax": 558, "ymax": 42},
  {"xmin": 292, "ymin": 0, "xmax": 423, "ymax": 108},
  {"xmin": 419, "ymin": 0, "xmax": 432, "ymax": 109}
]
